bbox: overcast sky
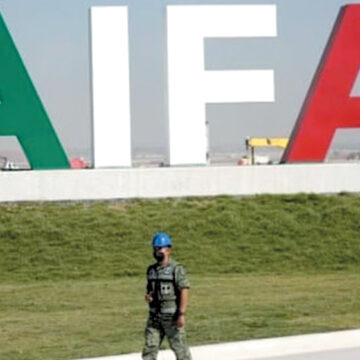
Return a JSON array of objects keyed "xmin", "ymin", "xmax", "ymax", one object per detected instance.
[{"xmin": 0, "ymin": 0, "xmax": 359, "ymax": 164}]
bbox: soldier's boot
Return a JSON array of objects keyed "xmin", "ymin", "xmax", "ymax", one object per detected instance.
[{"xmin": 141, "ymin": 347, "xmax": 158, "ymax": 360}]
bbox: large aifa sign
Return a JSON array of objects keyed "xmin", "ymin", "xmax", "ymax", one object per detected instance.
[{"xmin": 0, "ymin": 4, "xmax": 359, "ymax": 169}]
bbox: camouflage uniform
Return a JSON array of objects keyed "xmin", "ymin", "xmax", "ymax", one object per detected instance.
[{"xmin": 142, "ymin": 258, "xmax": 192, "ymax": 360}]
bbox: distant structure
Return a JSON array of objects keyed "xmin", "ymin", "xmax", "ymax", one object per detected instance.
[{"xmin": 245, "ymin": 137, "xmax": 289, "ymax": 165}]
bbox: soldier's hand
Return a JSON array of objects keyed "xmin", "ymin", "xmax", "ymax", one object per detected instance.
[
  {"xmin": 145, "ymin": 293, "xmax": 153, "ymax": 303},
  {"xmin": 177, "ymin": 314, "xmax": 185, "ymax": 328}
]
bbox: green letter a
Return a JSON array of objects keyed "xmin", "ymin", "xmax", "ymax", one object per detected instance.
[{"xmin": 0, "ymin": 13, "xmax": 69, "ymax": 169}]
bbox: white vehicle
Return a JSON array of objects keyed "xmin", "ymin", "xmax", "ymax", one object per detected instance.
[{"xmin": 0, "ymin": 156, "xmax": 20, "ymax": 170}]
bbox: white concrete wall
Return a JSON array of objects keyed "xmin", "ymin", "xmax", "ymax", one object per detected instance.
[{"xmin": 0, "ymin": 163, "xmax": 359, "ymax": 202}]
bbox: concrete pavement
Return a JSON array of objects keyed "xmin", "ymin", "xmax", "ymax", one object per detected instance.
[
  {"xmin": 265, "ymin": 347, "xmax": 360, "ymax": 360},
  {"xmin": 75, "ymin": 329, "xmax": 360, "ymax": 360}
]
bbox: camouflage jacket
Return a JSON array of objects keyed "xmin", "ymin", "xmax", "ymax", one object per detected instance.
[{"xmin": 146, "ymin": 258, "xmax": 190, "ymax": 315}]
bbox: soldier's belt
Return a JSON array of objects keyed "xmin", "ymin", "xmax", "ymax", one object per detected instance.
[{"xmin": 149, "ymin": 307, "xmax": 177, "ymax": 314}]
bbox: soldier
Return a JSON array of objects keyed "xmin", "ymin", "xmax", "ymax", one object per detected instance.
[{"xmin": 142, "ymin": 232, "xmax": 192, "ymax": 360}]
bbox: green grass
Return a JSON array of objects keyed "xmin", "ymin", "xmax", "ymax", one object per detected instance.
[
  {"xmin": 1, "ymin": 193, "xmax": 360, "ymax": 282},
  {"xmin": 1, "ymin": 274, "xmax": 359, "ymax": 360},
  {"xmin": 0, "ymin": 194, "xmax": 360, "ymax": 359}
]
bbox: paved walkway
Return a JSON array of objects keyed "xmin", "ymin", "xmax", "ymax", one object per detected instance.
[
  {"xmin": 265, "ymin": 347, "xmax": 360, "ymax": 360},
  {"xmin": 75, "ymin": 329, "xmax": 360, "ymax": 360}
]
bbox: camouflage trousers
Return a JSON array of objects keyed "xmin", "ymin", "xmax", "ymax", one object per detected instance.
[{"xmin": 142, "ymin": 313, "xmax": 192, "ymax": 360}]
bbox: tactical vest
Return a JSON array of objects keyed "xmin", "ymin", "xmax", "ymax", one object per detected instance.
[{"xmin": 147, "ymin": 261, "xmax": 179, "ymax": 315}]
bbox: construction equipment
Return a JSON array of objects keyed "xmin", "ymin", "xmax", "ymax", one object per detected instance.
[{"xmin": 245, "ymin": 137, "xmax": 289, "ymax": 165}]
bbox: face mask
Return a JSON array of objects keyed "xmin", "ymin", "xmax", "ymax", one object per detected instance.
[{"xmin": 153, "ymin": 251, "xmax": 165, "ymax": 262}]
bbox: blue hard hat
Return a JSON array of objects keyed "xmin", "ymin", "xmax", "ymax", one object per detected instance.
[{"xmin": 152, "ymin": 232, "xmax": 172, "ymax": 248}]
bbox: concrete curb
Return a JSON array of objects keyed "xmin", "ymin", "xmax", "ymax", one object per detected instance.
[{"xmin": 76, "ymin": 329, "xmax": 360, "ymax": 360}]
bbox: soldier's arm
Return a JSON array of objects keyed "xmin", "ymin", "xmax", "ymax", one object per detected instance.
[
  {"xmin": 176, "ymin": 288, "xmax": 188, "ymax": 328},
  {"xmin": 175, "ymin": 264, "xmax": 190, "ymax": 291},
  {"xmin": 175, "ymin": 264, "xmax": 190, "ymax": 327},
  {"xmin": 145, "ymin": 267, "xmax": 153, "ymax": 303},
  {"xmin": 178, "ymin": 287, "xmax": 189, "ymax": 315}
]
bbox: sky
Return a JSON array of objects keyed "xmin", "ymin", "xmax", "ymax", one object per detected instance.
[{"xmin": 0, "ymin": 0, "xmax": 359, "ymax": 165}]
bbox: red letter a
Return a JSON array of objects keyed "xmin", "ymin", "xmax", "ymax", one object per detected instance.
[{"xmin": 282, "ymin": 5, "xmax": 360, "ymax": 163}]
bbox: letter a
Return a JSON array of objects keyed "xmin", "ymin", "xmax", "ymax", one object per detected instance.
[
  {"xmin": 0, "ymin": 13, "xmax": 69, "ymax": 169},
  {"xmin": 282, "ymin": 5, "xmax": 360, "ymax": 163}
]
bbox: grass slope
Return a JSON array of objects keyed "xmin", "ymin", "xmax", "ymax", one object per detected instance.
[{"xmin": 0, "ymin": 194, "xmax": 360, "ymax": 282}]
